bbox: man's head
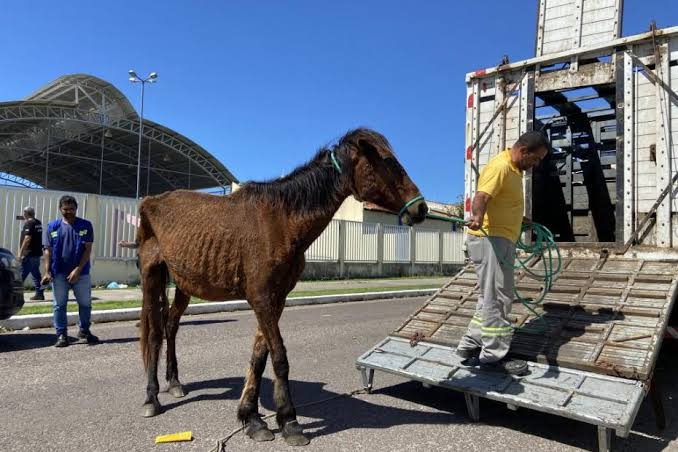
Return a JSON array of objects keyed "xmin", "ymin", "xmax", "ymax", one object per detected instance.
[
  {"xmin": 58, "ymin": 195, "xmax": 78, "ymax": 222},
  {"xmin": 510, "ymin": 131, "xmax": 549, "ymax": 171},
  {"xmin": 23, "ymin": 206, "xmax": 35, "ymax": 220}
]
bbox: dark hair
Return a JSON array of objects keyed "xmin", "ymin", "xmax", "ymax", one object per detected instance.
[
  {"xmin": 515, "ymin": 131, "xmax": 550, "ymax": 153},
  {"xmin": 58, "ymin": 195, "xmax": 78, "ymax": 209}
]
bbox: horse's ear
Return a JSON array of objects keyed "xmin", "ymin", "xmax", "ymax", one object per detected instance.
[{"xmin": 355, "ymin": 136, "xmax": 381, "ymax": 163}]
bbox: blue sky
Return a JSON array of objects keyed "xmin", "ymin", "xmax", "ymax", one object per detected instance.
[{"xmin": 1, "ymin": 1, "xmax": 677, "ymax": 202}]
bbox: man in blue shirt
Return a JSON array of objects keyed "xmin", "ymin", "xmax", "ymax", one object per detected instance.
[{"xmin": 42, "ymin": 195, "xmax": 99, "ymax": 347}]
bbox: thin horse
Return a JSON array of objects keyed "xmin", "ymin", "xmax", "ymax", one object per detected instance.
[{"xmin": 133, "ymin": 128, "xmax": 427, "ymax": 446}]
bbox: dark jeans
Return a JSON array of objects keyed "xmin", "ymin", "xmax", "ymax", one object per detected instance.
[
  {"xmin": 21, "ymin": 255, "xmax": 43, "ymax": 295},
  {"xmin": 52, "ymin": 273, "xmax": 92, "ymax": 335}
]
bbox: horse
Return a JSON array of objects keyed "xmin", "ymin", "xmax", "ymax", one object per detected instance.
[{"xmin": 132, "ymin": 128, "xmax": 428, "ymax": 446}]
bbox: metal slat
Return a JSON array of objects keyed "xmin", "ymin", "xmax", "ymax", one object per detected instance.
[
  {"xmin": 536, "ymin": 0, "xmax": 622, "ymax": 57},
  {"xmin": 390, "ymin": 257, "xmax": 678, "ymax": 380},
  {"xmin": 356, "ymin": 337, "xmax": 646, "ymax": 434}
]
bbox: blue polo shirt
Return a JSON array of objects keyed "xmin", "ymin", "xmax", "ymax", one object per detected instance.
[{"xmin": 43, "ymin": 217, "xmax": 94, "ymax": 276}]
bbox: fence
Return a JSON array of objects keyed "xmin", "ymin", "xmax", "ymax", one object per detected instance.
[
  {"xmin": 0, "ymin": 187, "xmax": 89, "ymax": 254},
  {"xmin": 97, "ymin": 195, "xmax": 139, "ymax": 260},
  {"xmin": 383, "ymin": 224, "xmax": 410, "ymax": 262},
  {"xmin": 0, "ymin": 187, "xmax": 466, "ymax": 267},
  {"xmin": 305, "ymin": 220, "xmax": 339, "ymax": 261},
  {"xmin": 344, "ymin": 220, "xmax": 379, "ymax": 262},
  {"xmin": 313, "ymin": 219, "xmax": 465, "ymax": 266}
]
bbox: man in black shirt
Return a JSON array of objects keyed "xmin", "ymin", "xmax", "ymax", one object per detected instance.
[{"xmin": 18, "ymin": 206, "xmax": 44, "ymax": 301}]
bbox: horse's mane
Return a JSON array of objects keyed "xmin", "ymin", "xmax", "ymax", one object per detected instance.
[
  {"xmin": 236, "ymin": 146, "xmax": 349, "ymax": 217},
  {"xmin": 234, "ymin": 128, "xmax": 392, "ymax": 217}
]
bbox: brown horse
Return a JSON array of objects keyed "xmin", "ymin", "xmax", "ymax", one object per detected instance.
[{"xmin": 133, "ymin": 128, "xmax": 427, "ymax": 446}]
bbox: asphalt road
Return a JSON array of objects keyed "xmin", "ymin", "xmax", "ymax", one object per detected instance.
[{"xmin": 1, "ymin": 297, "xmax": 676, "ymax": 452}]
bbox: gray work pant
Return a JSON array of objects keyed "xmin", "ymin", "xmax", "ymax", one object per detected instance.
[{"xmin": 457, "ymin": 235, "xmax": 516, "ymax": 363}]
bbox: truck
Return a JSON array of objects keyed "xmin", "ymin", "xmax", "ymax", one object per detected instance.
[{"xmin": 357, "ymin": 1, "xmax": 678, "ymax": 451}]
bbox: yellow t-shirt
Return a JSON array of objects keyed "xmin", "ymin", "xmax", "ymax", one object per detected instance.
[{"xmin": 467, "ymin": 149, "xmax": 524, "ymax": 242}]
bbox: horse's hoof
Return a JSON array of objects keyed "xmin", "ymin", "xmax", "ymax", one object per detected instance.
[
  {"xmin": 249, "ymin": 427, "xmax": 274, "ymax": 442},
  {"xmin": 282, "ymin": 420, "xmax": 310, "ymax": 446},
  {"xmin": 168, "ymin": 384, "xmax": 185, "ymax": 398},
  {"xmin": 245, "ymin": 419, "xmax": 274, "ymax": 442},
  {"xmin": 142, "ymin": 402, "xmax": 161, "ymax": 417}
]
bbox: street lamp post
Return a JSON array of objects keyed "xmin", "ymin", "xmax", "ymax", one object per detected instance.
[{"xmin": 128, "ymin": 70, "xmax": 158, "ymax": 199}]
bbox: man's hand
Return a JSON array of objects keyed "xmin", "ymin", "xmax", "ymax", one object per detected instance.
[
  {"xmin": 67, "ymin": 267, "xmax": 82, "ymax": 284},
  {"xmin": 41, "ymin": 272, "xmax": 52, "ymax": 285},
  {"xmin": 522, "ymin": 216, "xmax": 533, "ymax": 225},
  {"xmin": 468, "ymin": 192, "xmax": 490, "ymax": 232},
  {"xmin": 467, "ymin": 215, "xmax": 483, "ymax": 231}
]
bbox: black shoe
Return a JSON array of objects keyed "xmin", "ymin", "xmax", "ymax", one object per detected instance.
[
  {"xmin": 460, "ymin": 356, "xmax": 481, "ymax": 367},
  {"xmin": 29, "ymin": 293, "xmax": 45, "ymax": 301},
  {"xmin": 55, "ymin": 334, "xmax": 69, "ymax": 348},
  {"xmin": 78, "ymin": 329, "xmax": 99, "ymax": 344},
  {"xmin": 481, "ymin": 358, "xmax": 529, "ymax": 376},
  {"xmin": 456, "ymin": 348, "xmax": 481, "ymax": 359}
]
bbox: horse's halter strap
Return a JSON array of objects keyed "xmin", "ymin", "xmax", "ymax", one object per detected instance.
[
  {"xmin": 329, "ymin": 151, "xmax": 424, "ymax": 221},
  {"xmin": 329, "ymin": 150, "xmax": 343, "ymax": 174},
  {"xmin": 398, "ymin": 195, "xmax": 425, "ymax": 219}
]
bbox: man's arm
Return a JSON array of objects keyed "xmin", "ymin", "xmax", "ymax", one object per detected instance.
[
  {"xmin": 67, "ymin": 223, "xmax": 93, "ymax": 283},
  {"xmin": 41, "ymin": 224, "xmax": 52, "ymax": 284},
  {"xmin": 468, "ymin": 191, "xmax": 492, "ymax": 230},
  {"xmin": 18, "ymin": 222, "xmax": 35, "ymax": 257},
  {"xmin": 42, "ymin": 247, "xmax": 52, "ymax": 284},
  {"xmin": 18, "ymin": 235, "xmax": 31, "ymax": 257},
  {"xmin": 77, "ymin": 243, "xmax": 93, "ymax": 270},
  {"xmin": 66, "ymin": 243, "xmax": 92, "ymax": 283}
]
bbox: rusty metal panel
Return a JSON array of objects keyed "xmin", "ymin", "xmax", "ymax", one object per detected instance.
[
  {"xmin": 357, "ymin": 337, "xmax": 646, "ymax": 434},
  {"xmin": 391, "ymin": 257, "xmax": 678, "ymax": 380},
  {"xmin": 536, "ymin": 0, "xmax": 622, "ymax": 57},
  {"xmin": 535, "ymin": 62, "xmax": 614, "ymax": 91}
]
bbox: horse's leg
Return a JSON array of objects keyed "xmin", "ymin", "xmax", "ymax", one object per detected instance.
[
  {"xmin": 165, "ymin": 288, "xmax": 190, "ymax": 398},
  {"xmin": 140, "ymin": 264, "xmax": 165, "ymax": 417},
  {"xmin": 237, "ymin": 327, "xmax": 274, "ymax": 441},
  {"xmin": 255, "ymin": 303, "xmax": 310, "ymax": 446}
]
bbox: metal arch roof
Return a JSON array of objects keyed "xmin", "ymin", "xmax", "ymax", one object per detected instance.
[
  {"xmin": 0, "ymin": 74, "xmax": 238, "ymax": 197},
  {"xmin": 27, "ymin": 73, "xmax": 137, "ymax": 118}
]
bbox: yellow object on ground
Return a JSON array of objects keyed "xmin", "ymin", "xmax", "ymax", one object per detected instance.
[{"xmin": 155, "ymin": 431, "xmax": 193, "ymax": 444}]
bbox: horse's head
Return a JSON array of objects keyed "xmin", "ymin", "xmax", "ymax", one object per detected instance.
[{"xmin": 337, "ymin": 128, "xmax": 428, "ymax": 226}]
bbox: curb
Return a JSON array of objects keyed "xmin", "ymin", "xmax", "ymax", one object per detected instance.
[{"xmin": 0, "ymin": 288, "xmax": 436, "ymax": 330}]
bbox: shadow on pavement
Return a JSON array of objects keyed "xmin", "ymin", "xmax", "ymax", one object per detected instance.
[
  {"xmin": 0, "ymin": 332, "xmax": 57, "ymax": 352},
  {"xmin": 0, "ymin": 332, "xmax": 142, "ymax": 351},
  {"xmin": 141, "ymin": 341, "xmax": 678, "ymax": 450},
  {"xmin": 179, "ymin": 318, "xmax": 237, "ymax": 327},
  {"xmin": 161, "ymin": 375, "xmax": 462, "ymax": 436}
]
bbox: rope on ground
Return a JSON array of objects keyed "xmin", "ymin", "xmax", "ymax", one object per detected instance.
[
  {"xmin": 208, "ymin": 388, "xmax": 369, "ymax": 452},
  {"xmin": 427, "ymin": 214, "xmax": 562, "ymax": 331}
]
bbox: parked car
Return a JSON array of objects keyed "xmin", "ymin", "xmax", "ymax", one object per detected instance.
[{"xmin": 0, "ymin": 248, "xmax": 24, "ymax": 320}]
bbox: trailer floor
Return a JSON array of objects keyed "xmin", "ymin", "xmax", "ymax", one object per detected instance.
[{"xmin": 391, "ymin": 256, "xmax": 678, "ymax": 380}]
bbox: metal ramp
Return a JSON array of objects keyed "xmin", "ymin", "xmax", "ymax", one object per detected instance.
[
  {"xmin": 391, "ymin": 256, "xmax": 678, "ymax": 380},
  {"xmin": 356, "ymin": 256, "xmax": 677, "ymax": 451},
  {"xmin": 357, "ymin": 337, "xmax": 645, "ymax": 452}
]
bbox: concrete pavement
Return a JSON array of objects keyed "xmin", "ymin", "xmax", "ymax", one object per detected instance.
[{"xmin": 1, "ymin": 297, "xmax": 676, "ymax": 452}]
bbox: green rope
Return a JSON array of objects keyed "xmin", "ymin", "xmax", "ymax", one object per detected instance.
[
  {"xmin": 398, "ymin": 195, "xmax": 425, "ymax": 219},
  {"xmin": 427, "ymin": 214, "xmax": 562, "ymax": 332},
  {"xmin": 329, "ymin": 150, "xmax": 342, "ymax": 174}
]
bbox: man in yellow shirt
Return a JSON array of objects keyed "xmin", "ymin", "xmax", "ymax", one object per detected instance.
[{"xmin": 457, "ymin": 132, "xmax": 549, "ymax": 376}]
